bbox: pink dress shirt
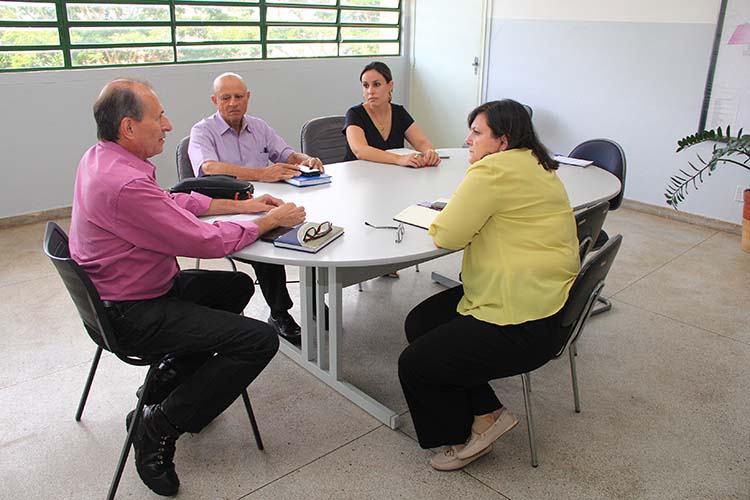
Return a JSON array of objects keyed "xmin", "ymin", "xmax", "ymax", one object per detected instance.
[
  {"xmin": 188, "ymin": 112, "xmax": 295, "ymax": 176},
  {"xmin": 70, "ymin": 141, "xmax": 260, "ymax": 301}
]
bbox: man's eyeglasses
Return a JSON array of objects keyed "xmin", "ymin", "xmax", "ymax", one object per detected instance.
[
  {"xmin": 303, "ymin": 221, "xmax": 333, "ymax": 243},
  {"xmin": 364, "ymin": 221, "xmax": 405, "ymax": 243}
]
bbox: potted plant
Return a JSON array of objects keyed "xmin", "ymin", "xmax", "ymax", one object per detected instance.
[{"xmin": 664, "ymin": 126, "xmax": 750, "ymax": 251}]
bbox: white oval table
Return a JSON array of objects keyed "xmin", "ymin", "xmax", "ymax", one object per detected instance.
[{"xmin": 211, "ymin": 148, "xmax": 621, "ymax": 428}]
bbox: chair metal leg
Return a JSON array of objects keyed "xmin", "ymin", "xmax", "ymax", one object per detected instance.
[
  {"xmin": 358, "ymin": 282, "xmax": 363, "ymax": 292},
  {"xmin": 521, "ymin": 373, "xmax": 538, "ymax": 467},
  {"xmin": 194, "ymin": 258, "xmax": 201, "ymax": 269},
  {"xmin": 415, "ymin": 264, "xmax": 419, "ymax": 272},
  {"xmin": 569, "ymin": 343, "xmax": 581, "ymax": 413},
  {"xmin": 75, "ymin": 345, "xmax": 103, "ymax": 421},
  {"xmin": 241, "ymin": 389, "xmax": 264, "ymax": 451},
  {"xmin": 226, "ymin": 257, "xmax": 237, "ymax": 272},
  {"xmin": 106, "ymin": 364, "xmax": 157, "ymax": 500},
  {"xmin": 590, "ymin": 296, "xmax": 612, "ymax": 316}
]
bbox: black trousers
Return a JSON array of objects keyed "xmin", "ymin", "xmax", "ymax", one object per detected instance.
[
  {"xmin": 248, "ymin": 261, "xmax": 293, "ymax": 317},
  {"xmin": 398, "ymin": 285, "xmax": 566, "ymax": 449},
  {"xmin": 106, "ymin": 270, "xmax": 279, "ymax": 433}
]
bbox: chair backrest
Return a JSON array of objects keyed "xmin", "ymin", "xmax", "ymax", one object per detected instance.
[
  {"xmin": 300, "ymin": 115, "xmax": 347, "ymax": 165},
  {"xmin": 568, "ymin": 139, "xmax": 626, "ymax": 210},
  {"xmin": 555, "ymin": 234, "xmax": 623, "ymax": 357},
  {"xmin": 575, "ymin": 200, "xmax": 609, "ymax": 261},
  {"xmin": 176, "ymin": 136, "xmax": 195, "ymax": 180},
  {"xmin": 43, "ymin": 222, "xmax": 150, "ymax": 366}
]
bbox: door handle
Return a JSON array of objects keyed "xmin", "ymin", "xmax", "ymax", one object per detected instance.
[{"xmin": 472, "ymin": 56, "xmax": 480, "ymax": 75}]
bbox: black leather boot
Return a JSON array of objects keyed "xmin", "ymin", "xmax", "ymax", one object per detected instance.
[
  {"xmin": 126, "ymin": 404, "xmax": 181, "ymax": 497},
  {"xmin": 136, "ymin": 357, "xmax": 181, "ymax": 405}
]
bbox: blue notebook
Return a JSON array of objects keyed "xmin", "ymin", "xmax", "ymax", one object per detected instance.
[
  {"xmin": 284, "ymin": 173, "xmax": 332, "ymax": 187},
  {"xmin": 272, "ymin": 222, "xmax": 344, "ymax": 253}
]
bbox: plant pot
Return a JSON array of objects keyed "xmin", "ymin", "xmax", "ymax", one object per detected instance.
[{"xmin": 743, "ymin": 188, "xmax": 750, "ymax": 253}]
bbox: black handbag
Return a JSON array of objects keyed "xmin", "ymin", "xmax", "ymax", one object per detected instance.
[{"xmin": 170, "ymin": 175, "xmax": 254, "ymax": 200}]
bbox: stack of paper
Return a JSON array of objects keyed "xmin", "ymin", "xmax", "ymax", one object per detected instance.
[{"xmin": 554, "ymin": 155, "xmax": 593, "ymax": 167}]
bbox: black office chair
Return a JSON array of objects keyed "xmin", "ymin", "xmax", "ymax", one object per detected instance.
[
  {"xmin": 43, "ymin": 221, "xmax": 263, "ymax": 500},
  {"xmin": 301, "ymin": 115, "xmax": 374, "ymax": 290},
  {"xmin": 519, "ymin": 234, "xmax": 622, "ymax": 467},
  {"xmin": 575, "ymin": 200, "xmax": 609, "ymax": 262},
  {"xmin": 175, "ymin": 136, "xmax": 237, "ymax": 272},
  {"xmin": 568, "ymin": 139, "xmax": 626, "ymax": 315},
  {"xmin": 300, "ymin": 115, "xmax": 347, "ymax": 165}
]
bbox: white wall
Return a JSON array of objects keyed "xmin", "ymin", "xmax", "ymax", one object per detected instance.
[
  {"xmin": 486, "ymin": 0, "xmax": 747, "ymax": 224},
  {"xmin": 0, "ymin": 56, "xmax": 409, "ymax": 218}
]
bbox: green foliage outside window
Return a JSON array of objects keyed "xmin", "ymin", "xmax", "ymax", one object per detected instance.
[{"xmin": 0, "ymin": 0, "xmax": 400, "ymax": 71}]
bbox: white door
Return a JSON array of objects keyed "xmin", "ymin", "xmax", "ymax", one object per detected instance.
[{"xmin": 409, "ymin": 0, "xmax": 488, "ymax": 149}]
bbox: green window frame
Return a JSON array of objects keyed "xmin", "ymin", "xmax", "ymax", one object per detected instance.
[{"xmin": 0, "ymin": 0, "xmax": 401, "ymax": 72}]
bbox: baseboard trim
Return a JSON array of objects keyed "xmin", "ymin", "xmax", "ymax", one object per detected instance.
[
  {"xmin": 0, "ymin": 200, "xmax": 742, "ymax": 236},
  {"xmin": 0, "ymin": 206, "xmax": 72, "ymax": 229},
  {"xmin": 622, "ymin": 199, "xmax": 741, "ymax": 235}
]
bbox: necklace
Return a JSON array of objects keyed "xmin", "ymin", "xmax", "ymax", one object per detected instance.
[{"xmin": 367, "ymin": 104, "xmax": 390, "ymax": 135}]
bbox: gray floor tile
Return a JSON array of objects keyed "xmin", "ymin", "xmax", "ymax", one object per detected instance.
[
  {"xmin": 470, "ymin": 300, "xmax": 750, "ymax": 500},
  {"xmin": 0, "ymin": 218, "xmax": 69, "ymax": 288},
  {"xmin": 2, "ymin": 208, "xmax": 747, "ymax": 500},
  {"xmin": 244, "ymin": 426, "xmax": 508, "ymax": 500},
  {"xmin": 601, "ymin": 208, "xmax": 716, "ymax": 295},
  {"xmin": 614, "ymin": 231, "xmax": 750, "ymax": 343},
  {"xmin": 0, "ymin": 353, "xmax": 380, "ymax": 500}
]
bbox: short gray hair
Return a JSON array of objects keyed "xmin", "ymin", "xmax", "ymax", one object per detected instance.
[{"xmin": 93, "ymin": 78, "xmax": 152, "ymax": 142}]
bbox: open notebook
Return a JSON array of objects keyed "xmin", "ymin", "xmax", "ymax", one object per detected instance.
[{"xmin": 393, "ymin": 198, "xmax": 450, "ymax": 229}]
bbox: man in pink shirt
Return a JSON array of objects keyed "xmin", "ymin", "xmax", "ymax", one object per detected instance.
[
  {"xmin": 70, "ymin": 78, "xmax": 305, "ymax": 497},
  {"xmin": 189, "ymin": 72, "xmax": 325, "ymax": 344}
]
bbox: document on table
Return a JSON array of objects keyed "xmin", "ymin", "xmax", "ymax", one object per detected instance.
[
  {"xmin": 554, "ymin": 155, "xmax": 593, "ymax": 167},
  {"xmin": 394, "ymin": 198, "xmax": 450, "ymax": 229}
]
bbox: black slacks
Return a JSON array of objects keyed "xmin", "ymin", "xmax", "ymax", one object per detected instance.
[
  {"xmin": 398, "ymin": 285, "xmax": 565, "ymax": 449},
  {"xmin": 106, "ymin": 270, "xmax": 279, "ymax": 433},
  {"xmin": 248, "ymin": 261, "xmax": 293, "ymax": 317}
]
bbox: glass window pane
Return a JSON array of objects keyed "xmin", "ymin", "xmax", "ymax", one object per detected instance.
[
  {"xmin": 0, "ymin": 27, "xmax": 59, "ymax": 46},
  {"xmin": 341, "ymin": 0, "xmax": 399, "ymax": 7},
  {"xmin": 177, "ymin": 43, "xmax": 260, "ymax": 61},
  {"xmin": 71, "ymin": 46, "xmax": 173, "ymax": 66},
  {"xmin": 267, "ymin": 42, "xmax": 336, "ymax": 58},
  {"xmin": 66, "ymin": 4, "xmax": 170, "ymax": 22},
  {"xmin": 266, "ymin": 7, "xmax": 336, "ymax": 23},
  {"xmin": 341, "ymin": 9, "xmax": 399, "ymax": 24},
  {"xmin": 266, "ymin": 0, "xmax": 335, "ymax": 4},
  {"xmin": 0, "ymin": 49, "xmax": 62, "ymax": 68},
  {"xmin": 176, "ymin": 26, "xmax": 259, "ymax": 43},
  {"xmin": 340, "ymin": 26, "xmax": 397, "ymax": 41},
  {"xmin": 267, "ymin": 26, "xmax": 336, "ymax": 41},
  {"xmin": 177, "ymin": 0, "xmax": 257, "ymax": 2},
  {"xmin": 340, "ymin": 41, "xmax": 398, "ymax": 56},
  {"xmin": 176, "ymin": 5, "xmax": 258, "ymax": 22},
  {"xmin": 0, "ymin": 1, "xmax": 56, "ymax": 21},
  {"xmin": 69, "ymin": 26, "xmax": 171, "ymax": 45}
]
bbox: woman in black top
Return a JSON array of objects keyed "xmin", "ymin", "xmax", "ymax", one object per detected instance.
[{"xmin": 344, "ymin": 61, "xmax": 440, "ymax": 168}]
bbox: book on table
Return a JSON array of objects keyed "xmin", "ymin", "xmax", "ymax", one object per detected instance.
[
  {"xmin": 393, "ymin": 197, "xmax": 450, "ymax": 230},
  {"xmin": 264, "ymin": 221, "xmax": 344, "ymax": 253},
  {"xmin": 284, "ymin": 173, "xmax": 332, "ymax": 187}
]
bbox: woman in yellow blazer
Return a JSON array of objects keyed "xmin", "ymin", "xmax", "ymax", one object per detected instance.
[{"xmin": 398, "ymin": 99, "xmax": 580, "ymax": 471}]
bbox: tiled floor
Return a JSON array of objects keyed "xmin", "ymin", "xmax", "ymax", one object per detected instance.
[{"xmin": 1, "ymin": 208, "xmax": 748, "ymax": 500}]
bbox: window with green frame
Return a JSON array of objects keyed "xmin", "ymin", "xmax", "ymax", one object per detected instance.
[{"xmin": 0, "ymin": 0, "xmax": 400, "ymax": 72}]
